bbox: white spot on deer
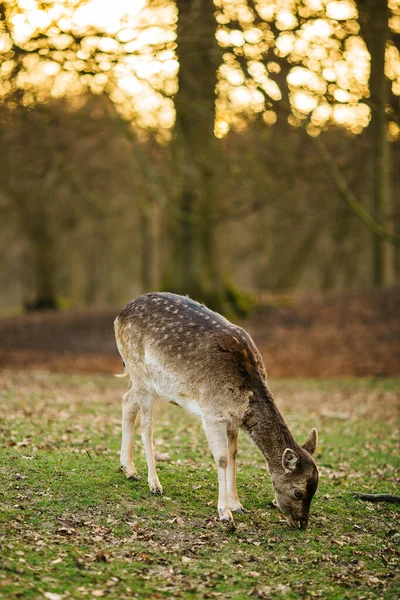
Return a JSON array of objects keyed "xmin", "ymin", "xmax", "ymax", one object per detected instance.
[{"xmin": 127, "ymin": 323, "xmax": 132, "ymax": 329}]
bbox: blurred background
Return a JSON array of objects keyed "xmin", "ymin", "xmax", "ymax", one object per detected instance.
[{"xmin": 0, "ymin": 0, "xmax": 399, "ymax": 377}]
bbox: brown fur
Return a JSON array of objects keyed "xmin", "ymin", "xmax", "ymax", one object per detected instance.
[{"xmin": 114, "ymin": 292, "xmax": 319, "ymax": 527}]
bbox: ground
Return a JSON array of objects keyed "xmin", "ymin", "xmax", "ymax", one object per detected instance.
[{"xmin": 0, "ymin": 372, "xmax": 399, "ymax": 599}]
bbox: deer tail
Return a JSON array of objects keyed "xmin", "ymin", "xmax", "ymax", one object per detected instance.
[
  {"xmin": 114, "ymin": 316, "xmax": 129, "ymax": 378},
  {"xmin": 115, "ymin": 361, "xmax": 129, "ymax": 378}
]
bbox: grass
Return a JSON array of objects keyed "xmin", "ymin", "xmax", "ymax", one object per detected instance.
[{"xmin": 0, "ymin": 371, "xmax": 399, "ymax": 599}]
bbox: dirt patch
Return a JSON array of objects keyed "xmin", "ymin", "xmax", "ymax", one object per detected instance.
[
  {"xmin": 247, "ymin": 288, "xmax": 400, "ymax": 378},
  {"xmin": 0, "ymin": 289, "xmax": 399, "ymax": 377},
  {"xmin": 0, "ymin": 349, "xmax": 121, "ymax": 375}
]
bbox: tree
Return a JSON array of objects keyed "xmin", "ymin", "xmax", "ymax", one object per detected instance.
[
  {"xmin": 214, "ymin": 0, "xmax": 400, "ymax": 286},
  {"xmin": 357, "ymin": 0, "xmax": 395, "ymax": 286},
  {"xmin": 1, "ymin": 0, "xmax": 399, "ymax": 312},
  {"xmin": 0, "ymin": 0, "xmax": 174, "ymax": 307},
  {"xmin": 167, "ymin": 0, "xmax": 224, "ymax": 308}
]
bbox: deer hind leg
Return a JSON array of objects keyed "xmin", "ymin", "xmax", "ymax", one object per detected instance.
[
  {"xmin": 140, "ymin": 394, "xmax": 163, "ymax": 495},
  {"xmin": 202, "ymin": 418, "xmax": 234, "ymax": 523},
  {"xmin": 120, "ymin": 387, "xmax": 140, "ymax": 480},
  {"xmin": 227, "ymin": 426, "xmax": 245, "ymax": 513}
]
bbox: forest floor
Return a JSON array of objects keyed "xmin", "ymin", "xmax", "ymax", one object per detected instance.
[
  {"xmin": 0, "ymin": 287, "xmax": 399, "ymax": 377},
  {"xmin": 0, "ymin": 372, "xmax": 399, "ymax": 599}
]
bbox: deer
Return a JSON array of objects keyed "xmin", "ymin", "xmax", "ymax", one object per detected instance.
[{"xmin": 114, "ymin": 292, "xmax": 319, "ymax": 529}]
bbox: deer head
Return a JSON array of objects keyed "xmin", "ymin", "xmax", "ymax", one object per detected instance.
[{"xmin": 271, "ymin": 428, "xmax": 319, "ymax": 529}]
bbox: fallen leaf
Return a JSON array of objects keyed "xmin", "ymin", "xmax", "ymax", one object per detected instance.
[
  {"xmin": 320, "ymin": 409, "xmax": 350, "ymax": 420},
  {"xmin": 56, "ymin": 527, "xmax": 75, "ymax": 536},
  {"xmin": 181, "ymin": 556, "xmax": 191, "ymax": 564},
  {"xmin": 154, "ymin": 451, "xmax": 170, "ymax": 462},
  {"xmin": 95, "ymin": 550, "xmax": 110, "ymax": 562}
]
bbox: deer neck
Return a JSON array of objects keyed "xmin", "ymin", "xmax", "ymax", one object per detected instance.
[{"xmin": 241, "ymin": 385, "xmax": 298, "ymax": 474}]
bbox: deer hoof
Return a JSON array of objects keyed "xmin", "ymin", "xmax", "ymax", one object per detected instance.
[
  {"xmin": 220, "ymin": 518, "xmax": 236, "ymax": 531},
  {"xmin": 120, "ymin": 465, "xmax": 140, "ymax": 480},
  {"xmin": 229, "ymin": 500, "xmax": 246, "ymax": 513},
  {"xmin": 149, "ymin": 482, "xmax": 163, "ymax": 495},
  {"xmin": 232, "ymin": 506, "xmax": 247, "ymax": 514},
  {"xmin": 218, "ymin": 507, "xmax": 235, "ymax": 523}
]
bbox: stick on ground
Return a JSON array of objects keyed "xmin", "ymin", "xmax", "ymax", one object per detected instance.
[{"xmin": 351, "ymin": 492, "xmax": 400, "ymax": 504}]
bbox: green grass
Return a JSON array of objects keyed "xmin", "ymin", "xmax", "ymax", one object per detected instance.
[{"xmin": 0, "ymin": 371, "xmax": 399, "ymax": 599}]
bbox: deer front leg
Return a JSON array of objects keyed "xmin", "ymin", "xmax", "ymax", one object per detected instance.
[
  {"xmin": 227, "ymin": 426, "xmax": 245, "ymax": 513},
  {"xmin": 120, "ymin": 389, "xmax": 140, "ymax": 480},
  {"xmin": 202, "ymin": 419, "xmax": 234, "ymax": 523},
  {"xmin": 141, "ymin": 397, "xmax": 163, "ymax": 495}
]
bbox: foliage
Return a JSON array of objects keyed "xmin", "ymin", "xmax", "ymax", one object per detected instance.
[
  {"xmin": 0, "ymin": 0, "xmax": 176, "ymax": 139},
  {"xmin": 0, "ymin": 372, "xmax": 399, "ymax": 598},
  {"xmin": 214, "ymin": 0, "xmax": 400, "ymax": 137}
]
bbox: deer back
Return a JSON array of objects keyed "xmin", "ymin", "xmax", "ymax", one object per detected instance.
[{"xmin": 114, "ymin": 292, "xmax": 266, "ymax": 418}]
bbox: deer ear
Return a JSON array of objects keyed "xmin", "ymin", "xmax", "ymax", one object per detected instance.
[
  {"xmin": 302, "ymin": 428, "xmax": 318, "ymax": 455},
  {"xmin": 282, "ymin": 448, "xmax": 299, "ymax": 473}
]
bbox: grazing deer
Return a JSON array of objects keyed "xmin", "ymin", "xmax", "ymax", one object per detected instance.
[{"xmin": 114, "ymin": 292, "xmax": 319, "ymax": 529}]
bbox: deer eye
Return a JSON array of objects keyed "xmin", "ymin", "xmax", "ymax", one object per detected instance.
[{"xmin": 294, "ymin": 489, "xmax": 303, "ymax": 500}]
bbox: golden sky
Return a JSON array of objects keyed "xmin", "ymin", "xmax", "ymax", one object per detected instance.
[{"xmin": 2, "ymin": 0, "xmax": 400, "ymax": 139}]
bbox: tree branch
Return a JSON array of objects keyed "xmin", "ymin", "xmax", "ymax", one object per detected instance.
[{"xmin": 310, "ymin": 135, "xmax": 400, "ymax": 248}]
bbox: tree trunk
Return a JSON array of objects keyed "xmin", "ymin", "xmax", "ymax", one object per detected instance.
[
  {"xmin": 358, "ymin": 0, "xmax": 395, "ymax": 286},
  {"xmin": 27, "ymin": 217, "xmax": 58, "ymax": 311},
  {"xmin": 139, "ymin": 197, "xmax": 154, "ymax": 293},
  {"xmin": 169, "ymin": 0, "xmax": 223, "ymax": 308},
  {"xmin": 273, "ymin": 219, "xmax": 322, "ymax": 290}
]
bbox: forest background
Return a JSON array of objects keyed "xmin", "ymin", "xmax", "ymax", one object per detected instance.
[{"xmin": 0, "ymin": 0, "xmax": 399, "ymax": 315}]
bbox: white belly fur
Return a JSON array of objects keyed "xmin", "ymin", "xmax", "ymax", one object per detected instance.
[{"xmin": 144, "ymin": 350, "xmax": 204, "ymax": 418}]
